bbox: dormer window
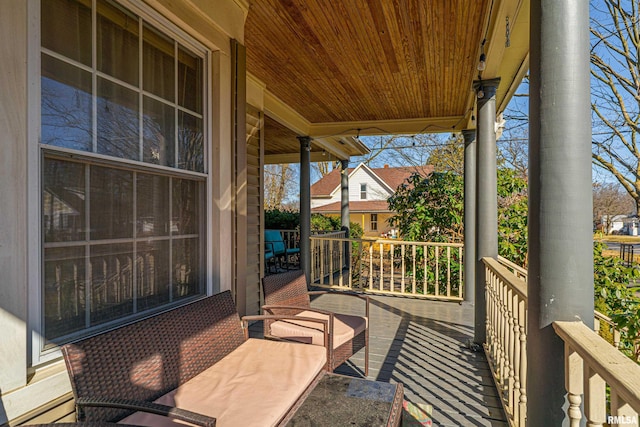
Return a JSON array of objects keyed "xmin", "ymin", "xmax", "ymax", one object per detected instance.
[{"xmin": 360, "ymin": 183, "xmax": 367, "ymax": 199}]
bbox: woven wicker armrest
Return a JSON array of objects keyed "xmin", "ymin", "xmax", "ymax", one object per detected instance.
[
  {"xmin": 306, "ymin": 291, "xmax": 370, "ymax": 317},
  {"xmin": 261, "ymin": 304, "xmax": 334, "ymax": 317},
  {"xmin": 76, "ymin": 397, "xmax": 216, "ymax": 427},
  {"xmin": 241, "ymin": 314, "xmax": 331, "ymax": 354}
]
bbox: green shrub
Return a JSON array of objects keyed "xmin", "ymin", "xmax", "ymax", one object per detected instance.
[
  {"xmin": 265, "ymin": 208, "xmax": 299, "ymax": 229},
  {"xmin": 310, "ymin": 214, "xmax": 363, "ymax": 239},
  {"xmin": 594, "ymin": 241, "xmax": 640, "ymax": 362}
]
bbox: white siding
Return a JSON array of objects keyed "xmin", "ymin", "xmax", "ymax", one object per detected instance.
[
  {"xmin": 349, "ymin": 168, "xmax": 390, "ymax": 201},
  {"xmin": 311, "ymin": 197, "xmax": 334, "ymax": 208},
  {"xmin": 0, "ymin": 0, "xmax": 29, "ymax": 398},
  {"xmin": 311, "ymin": 165, "xmax": 392, "ymax": 208}
]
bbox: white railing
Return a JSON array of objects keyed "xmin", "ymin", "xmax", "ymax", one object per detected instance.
[
  {"xmin": 309, "ymin": 236, "xmax": 463, "ymax": 301},
  {"xmin": 489, "ymin": 256, "xmax": 640, "ymax": 426},
  {"xmin": 497, "ymin": 256, "xmax": 528, "ymax": 282},
  {"xmin": 278, "ymin": 229, "xmax": 300, "ymax": 252},
  {"xmin": 594, "ymin": 310, "xmax": 622, "ymax": 349},
  {"xmin": 554, "ymin": 321, "xmax": 640, "ymax": 426},
  {"xmin": 309, "ymin": 231, "xmax": 348, "ymax": 286},
  {"xmin": 275, "ymin": 229, "xmax": 338, "ymax": 258},
  {"xmin": 496, "ymin": 256, "xmax": 631, "ymax": 351},
  {"xmin": 483, "ymin": 257, "xmax": 528, "ymax": 427}
]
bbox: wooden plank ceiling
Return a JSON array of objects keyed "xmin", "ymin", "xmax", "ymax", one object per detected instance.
[
  {"xmin": 263, "ymin": 115, "xmax": 367, "ymax": 164},
  {"xmin": 245, "ymin": 0, "xmax": 490, "ymax": 127},
  {"xmin": 245, "ymin": 0, "xmax": 530, "ymax": 162}
]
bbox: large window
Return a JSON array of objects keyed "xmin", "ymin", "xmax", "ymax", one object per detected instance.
[{"xmin": 40, "ymin": 0, "xmax": 207, "ymax": 345}]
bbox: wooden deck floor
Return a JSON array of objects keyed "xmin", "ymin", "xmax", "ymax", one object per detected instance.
[{"xmin": 250, "ymin": 292, "xmax": 507, "ymax": 426}]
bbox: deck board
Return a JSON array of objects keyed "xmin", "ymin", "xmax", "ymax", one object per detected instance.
[{"xmin": 250, "ymin": 291, "xmax": 507, "ymax": 426}]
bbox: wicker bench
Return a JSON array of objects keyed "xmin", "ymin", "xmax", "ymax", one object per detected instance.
[{"xmin": 61, "ymin": 291, "xmax": 328, "ymax": 427}]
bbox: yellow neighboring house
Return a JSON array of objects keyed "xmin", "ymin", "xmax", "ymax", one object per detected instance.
[{"xmin": 310, "ymin": 163, "xmax": 433, "ymax": 237}]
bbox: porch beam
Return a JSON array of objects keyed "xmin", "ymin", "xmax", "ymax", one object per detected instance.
[
  {"xmin": 463, "ymin": 129, "xmax": 476, "ymax": 307},
  {"xmin": 298, "ymin": 136, "xmax": 312, "ymax": 283},
  {"xmin": 474, "ymin": 78, "xmax": 500, "ymax": 345},
  {"xmin": 528, "ymin": 0, "xmax": 593, "ymax": 424}
]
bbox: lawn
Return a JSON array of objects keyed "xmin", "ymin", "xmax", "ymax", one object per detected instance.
[{"xmin": 594, "ymin": 234, "xmax": 640, "ymax": 244}]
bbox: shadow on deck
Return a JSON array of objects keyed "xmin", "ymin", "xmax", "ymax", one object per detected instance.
[{"xmin": 250, "ymin": 292, "xmax": 507, "ymax": 426}]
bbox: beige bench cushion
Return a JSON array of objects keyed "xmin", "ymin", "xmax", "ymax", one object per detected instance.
[
  {"xmin": 119, "ymin": 338, "xmax": 326, "ymax": 427},
  {"xmin": 269, "ymin": 310, "xmax": 367, "ymax": 348}
]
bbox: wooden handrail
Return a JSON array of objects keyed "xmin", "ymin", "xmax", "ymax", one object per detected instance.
[
  {"xmin": 484, "ymin": 256, "xmax": 640, "ymax": 425},
  {"xmin": 483, "ymin": 257, "xmax": 527, "ymax": 301},
  {"xmin": 553, "ymin": 320, "xmax": 640, "ymax": 422},
  {"xmin": 497, "ymin": 255, "xmax": 528, "ymax": 281}
]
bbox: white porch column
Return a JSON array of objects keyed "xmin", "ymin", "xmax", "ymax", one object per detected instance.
[{"xmin": 528, "ymin": 0, "xmax": 593, "ymax": 424}]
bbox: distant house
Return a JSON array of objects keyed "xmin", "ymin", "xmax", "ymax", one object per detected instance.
[
  {"xmin": 599, "ymin": 214, "xmax": 640, "ymax": 235},
  {"xmin": 311, "ymin": 163, "xmax": 433, "ymax": 237}
]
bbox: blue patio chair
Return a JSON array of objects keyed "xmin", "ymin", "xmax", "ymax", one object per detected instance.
[
  {"xmin": 264, "ymin": 246, "xmax": 276, "ymax": 273},
  {"xmin": 265, "ymin": 230, "xmax": 300, "ymax": 270}
]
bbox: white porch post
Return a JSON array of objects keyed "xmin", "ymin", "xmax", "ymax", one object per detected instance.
[{"xmin": 528, "ymin": 0, "xmax": 593, "ymax": 424}]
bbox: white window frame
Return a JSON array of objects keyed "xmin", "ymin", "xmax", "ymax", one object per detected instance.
[
  {"xmin": 360, "ymin": 183, "xmax": 367, "ymax": 200},
  {"xmin": 28, "ymin": 0, "xmax": 216, "ymax": 366},
  {"xmin": 370, "ymin": 213, "xmax": 378, "ymax": 231}
]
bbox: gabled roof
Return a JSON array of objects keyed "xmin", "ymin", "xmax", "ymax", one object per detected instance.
[{"xmin": 310, "ymin": 163, "xmax": 433, "ymax": 197}]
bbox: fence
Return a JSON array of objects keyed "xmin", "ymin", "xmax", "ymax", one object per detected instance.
[{"xmin": 309, "ymin": 235, "xmax": 463, "ymax": 301}]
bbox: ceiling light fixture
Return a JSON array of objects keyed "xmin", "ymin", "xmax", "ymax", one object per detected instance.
[
  {"xmin": 478, "ymin": 53, "xmax": 487, "ymax": 71},
  {"xmin": 477, "ymin": 39, "xmax": 487, "ymax": 71}
]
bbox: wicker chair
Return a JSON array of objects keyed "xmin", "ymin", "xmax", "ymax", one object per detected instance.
[{"xmin": 261, "ymin": 270, "xmax": 369, "ymax": 375}]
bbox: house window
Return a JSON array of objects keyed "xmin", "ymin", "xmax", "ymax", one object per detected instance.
[
  {"xmin": 360, "ymin": 183, "xmax": 367, "ymax": 199},
  {"xmin": 370, "ymin": 214, "xmax": 378, "ymax": 231},
  {"xmin": 40, "ymin": 0, "xmax": 207, "ymax": 345}
]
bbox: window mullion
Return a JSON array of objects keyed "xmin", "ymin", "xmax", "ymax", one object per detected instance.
[
  {"xmin": 138, "ymin": 17, "xmax": 144, "ymax": 163},
  {"xmin": 133, "ymin": 171, "xmax": 138, "ymax": 313},
  {"xmin": 91, "ymin": 0, "xmax": 97, "ymax": 153},
  {"xmin": 174, "ymin": 41, "xmax": 179, "ymax": 169},
  {"xmin": 169, "ymin": 178, "xmax": 173, "ymax": 302},
  {"xmin": 85, "ymin": 164, "xmax": 91, "ymax": 329}
]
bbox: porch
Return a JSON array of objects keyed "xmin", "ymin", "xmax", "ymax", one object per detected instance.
[
  {"xmin": 2, "ymin": 0, "xmax": 636, "ymax": 425},
  {"xmin": 250, "ymin": 291, "xmax": 508, "ymax": 427}
]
